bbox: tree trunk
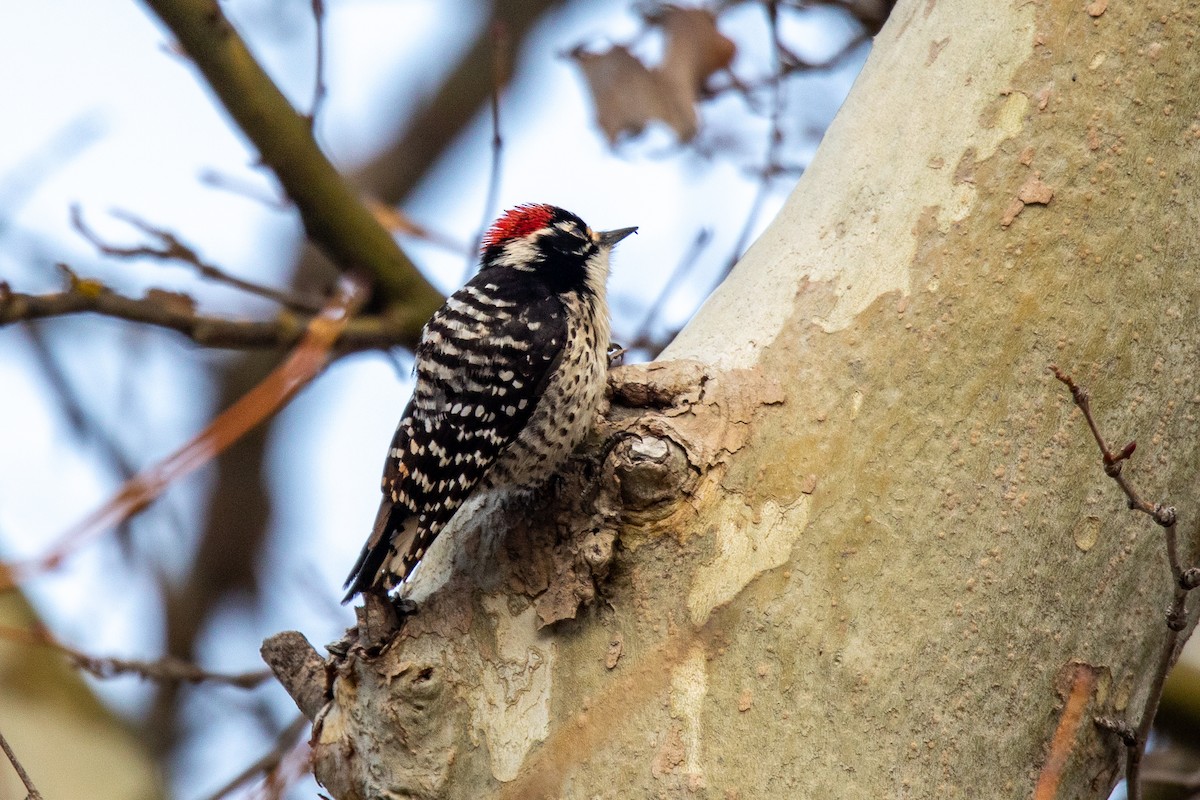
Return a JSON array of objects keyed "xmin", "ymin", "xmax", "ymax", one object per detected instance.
[{"xmin": 266, "ymin": 0, "xmax": 1200, "ymax": 796}]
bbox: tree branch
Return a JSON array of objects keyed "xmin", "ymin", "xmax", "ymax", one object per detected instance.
[
  {"xmin": 137, "ymin": 0, "xmax": 442, "ymax": 331},
  {"xmin": 71, "ymin": 204, "xmax": 326, "ymax": 313},
  {"xmin": 0, "ymin": 279, "xmax": 409, "ymax": 351},
  {"xmin": 198, "ymin": 715, "xmax": 309, "ymax": 800},
  {"xmin": 0, "ymin": 624, "xmax": 271, "ymax": 688},
  {"xmin": 1050, "ymin": 365, "xmax": 1198, "ymax": 800},
  {"xmin": 0, "ymin": 728, "xmax": 43, "ymax": 800}
]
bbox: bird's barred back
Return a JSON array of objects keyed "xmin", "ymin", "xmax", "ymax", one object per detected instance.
[{"xmin": 342, "ymin": 204, "xmax": 634, "ymax": 600}]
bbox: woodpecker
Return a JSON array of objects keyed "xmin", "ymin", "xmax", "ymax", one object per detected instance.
[{"xmin": 343, "ymin": 204, "xmax": 636, "ymax": 601}]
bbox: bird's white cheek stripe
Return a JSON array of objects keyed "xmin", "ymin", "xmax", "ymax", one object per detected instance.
[{"xmin": 495, "ymin": 238, "xmax": 541, "ymax": 270}]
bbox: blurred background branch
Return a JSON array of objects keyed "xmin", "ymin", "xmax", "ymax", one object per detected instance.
[{"xmin": 139, "ymin": 0, "xmax": 442, "ymax": 328}]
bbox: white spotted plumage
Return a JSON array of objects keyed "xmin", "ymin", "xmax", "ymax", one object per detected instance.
[{"xmin": 343, "ymin": 204, "xmax": 635, "ymax": 601}]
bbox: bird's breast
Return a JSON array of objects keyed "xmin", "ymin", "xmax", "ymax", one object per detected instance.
[{"xmin": 485, "ymin": 296, "xmax": 609, "ymax": 489}]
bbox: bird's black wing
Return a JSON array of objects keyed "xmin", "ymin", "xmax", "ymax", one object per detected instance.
[{"xmin": 343, "ymin": 280, "xmax": 568, "ymax": 599}]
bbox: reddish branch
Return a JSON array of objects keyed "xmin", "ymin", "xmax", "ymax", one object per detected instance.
[
  {"xmin": 0, "ymin": 277, "xmax": 368, "ymax": 590},
  {"xmin": 1049, "ymin": 364, "xmax": 1196, "ymax": 800},
  {"xmin": 198, "ymin": 715, "xmax": 309, "ymax": 800}
]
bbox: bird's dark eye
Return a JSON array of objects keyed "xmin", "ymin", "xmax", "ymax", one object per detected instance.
[{"xmin": 547, "ymin": 224, "xmax": 590, "ymax": 255}]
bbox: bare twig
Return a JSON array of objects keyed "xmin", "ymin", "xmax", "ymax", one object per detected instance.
[
  {"xmin": 72, "ymin": 205, "xmax": 325, "ymax": 312},
  {"xmin": 21, "ymin": 322, "xmax": 141, "ymax": 478},
  {"xmin": 199, "ymin": 715, "xmax": 309, "ymax": 800},
  {"xmin": 1049, "ymin": 366, "xmax": 1175, "ymax": 527},
  {"xmin": 725, "ymin": 1, "xmax": 787, "ymax": 277},
  {"xmin": 0, "ymin": 727, "xmax": 44, "ymax": 800},
  {"xmin": 0, "ymin": 624, "xmax": 271, "ymax": 688},
  {"xmin": 779, "ymin": 30, "xmax": 872, "ymax": 75},
  {"xmin": 624, "ymin": 227, "xmax": 712, "ymax": 355},
  {"xmin": 1138, "ymin": 759, "xmax": 1200, "ymax": 789},
  {"xmin": 199, "ymin": 169, "xmax": 291, "ymax": 210},
  {"xmin": 0, "ymin": 276, "xmax": 412, "ymax": 352},
  {"xmin": 708, "ymin": 30, "xmax": 872, "ymax": 97},
  {"xmin": 467, "ymin": 20, "xmax": 510, "ymax": 282},
  {"xmin": 305, "ymin": 0, "xmax": 328, "ymax": 129},
  {"xmin": 0, "ymin": 113, "xmax": 105, "ymax": 231},
  {"xmin": 347, "ymin": 0, "xmax": 560, "ymax": 204},
  {"xmin": 18, "ymin": 322, "xmax": 193, "ymax": 552},
  {"xmin": 1049, "ymin": 364, "xmax": 1196, "ymax": 800},
  {"xmin": 364, "ymin": 198, "xmax": 470, "ymax": 256}
]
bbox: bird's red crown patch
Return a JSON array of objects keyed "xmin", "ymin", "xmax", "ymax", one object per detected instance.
[{"xmin": 482, "ymin": 204, "xmax": 556, "ymax": 250}]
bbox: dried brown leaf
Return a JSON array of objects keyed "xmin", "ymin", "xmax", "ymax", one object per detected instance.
[
  {"xmin": 652, "ymin": 6, "xmax": 735, "ymax": 139},
  {"xmin": 570, "ymin": 45, "xmax": 669, "ymax": 143},
  {"xmin": 569, "ymin": 7, "xmax": 734, "ymax": 144}
]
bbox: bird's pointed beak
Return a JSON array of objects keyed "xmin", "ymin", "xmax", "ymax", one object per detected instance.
[{"xmin": 598, "ymin": 226, "xmax": 638, "ymax": 248}]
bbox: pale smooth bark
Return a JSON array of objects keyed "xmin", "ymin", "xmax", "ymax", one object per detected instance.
[{"xmin": 268, "ymin": 0, "xmax": 1200, "ymax": 796}]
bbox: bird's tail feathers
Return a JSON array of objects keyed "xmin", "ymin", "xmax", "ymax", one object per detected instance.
[{"xmin": 342, "ymin": 500, "xmax": 410, "ymax": 603}]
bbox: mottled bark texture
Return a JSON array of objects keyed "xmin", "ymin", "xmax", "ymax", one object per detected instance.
[{"xmin": 266, "ymin": 0, "xmax": 1200, "ymax": 796}]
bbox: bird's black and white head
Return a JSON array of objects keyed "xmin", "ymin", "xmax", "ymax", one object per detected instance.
[{"xmin": 479, "ymin": 204, "xmax": 636, "ymax": 298}]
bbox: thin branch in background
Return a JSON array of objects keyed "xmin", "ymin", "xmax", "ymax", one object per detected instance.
[
  {"xmin": 0, "ymin": 113, "xmax": 106, "ymax": 235},
  {"xmin": 305, "ymin": 0, "xmax": 328, "ymax": 129},
  {"xmin": 724, "ymin": 0, "xmax": 787, "ymax": 277},
  {"xmin": 199, "ymin": 169, "xmax": 291, "ymax": 211},
  {"xmin": 776, "ymin": 29, "xmax": 872, "ymax": 76},
  {"xmin": 0, "ymin": 727, "xmax": 43, "ymax": 800},
  {"xmin": 0, "ymin": 276, "xmax": 368, "ymax": 591},
  {"xmin": 0, "ymin": 273, "xmax": 406, "ymax": 351},
  {"xmin": 363, "ymin": 198, "xmax": 470, "ymax": 256},
  {"xmin": 200, "ymin": 715, "xmax": 309, "ymax": 800},
  {"xmin": 19, "ymin": 322, "xmax": 190, "ymax": 555},
  {"xmin": 708, "ymin": 29, "xmax": 872, "ymax": 98},
  {"xmin": 1049, "ymin": 365, "xmax": 1197, "ymax": 800},
  {"xmin": 466, "ymin": 19, "xmax": 511, "ymax": 282},
  {"xmin": 624, "ymin": 227, "xmax": 712, "ymax": 356},
  {"xmin": 381, "ymin": 348, "xmax": 413, "ymax": 383},
  {"xmin": 828, "ymin": 0, "xmax": 899, "ymax": 34},
  {"xmin": 1138, "ymin": 760, "xmax": 1200, "ymax": 790},
  {"xmin": 0, "ymin": 624, "xmax": 271, "ymax": 688},
  {"xmin": 71, "ymin": 204, "xmax": 326, "ymax": 313},
  {"xmin": 21, "ymin": 323, "xmax": 140, "ymax": 478}
]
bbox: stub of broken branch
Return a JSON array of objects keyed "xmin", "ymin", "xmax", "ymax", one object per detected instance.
[{"xmin": 261, "ymin": 631, "xmax": 327, "ymax": 721}]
